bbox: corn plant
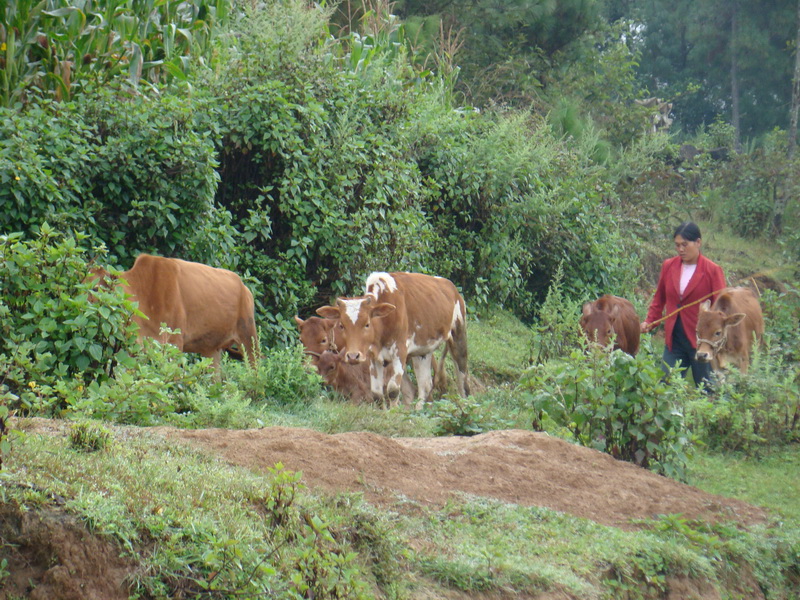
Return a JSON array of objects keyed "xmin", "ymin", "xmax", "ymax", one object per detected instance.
[{"xmin": 0, "ymin": 0, "xmax": 231, "ymax": 106}]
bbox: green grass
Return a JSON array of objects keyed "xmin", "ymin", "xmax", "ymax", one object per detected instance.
[
  {"xmin": 467, "ymin": 309, "xmax": 532, "ymax": 383},
  {"xmin": 688, "ymin": 447, "xmax": 800, "ymax": 523},
  {"xmin": 3, "ymin": 428, "xmax": 797, "ymax": 600}
]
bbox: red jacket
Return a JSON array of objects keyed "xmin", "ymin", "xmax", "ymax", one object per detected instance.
[{"xmin": 645, "ymin": 254, "xmax": 727, "ymax": 350}]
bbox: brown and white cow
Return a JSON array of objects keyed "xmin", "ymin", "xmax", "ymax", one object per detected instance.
[
  {"xmin": 92, "ymin": 254, "xmax": 257, "ymax": 373},
  {"xmin": 315, "ymin": 350, "xmax": 372, "ymax": 404},
  {"xmin": 580, "ymin": 295, "xmax": 640, "ymax": 355},
  {"xmin": 317, "ymin": 272, "xmax": 469, "ymax": 409},
  {"xmin": 695, "ymin": 287, "xmax": 764, "ymax": 373}
]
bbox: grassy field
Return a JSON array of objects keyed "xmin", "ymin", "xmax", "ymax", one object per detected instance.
[{"xmin": 1, "ymin": 225, "xmax": 798, "ymax": 599}]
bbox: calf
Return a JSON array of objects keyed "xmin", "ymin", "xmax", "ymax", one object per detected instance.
[
  {"xmin": 315, "ymin": 350, "xmax": 372, "ymax": 404},
  {"xmin": 317, "ymin": 271, "xmax": 469, "ymax": 409},
  {"xmin": 580, "ymin": 295, "xmax": 640, "ymax": 355},
  {"xmin": 695, "ymin": 287, "xmax": 764, "ymax": 373}
]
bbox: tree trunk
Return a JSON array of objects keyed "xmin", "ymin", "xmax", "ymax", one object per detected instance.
[
  {"xmin": 777, "ymin": 0, "xmax": 800, "ymax": 235},
  {"xmin": 788, "ymin": 0, "xmax": 800, "ymax": 160},
  {"xmin": 730, "ymin": 5, "xmax": 741, "ymax": 154}
]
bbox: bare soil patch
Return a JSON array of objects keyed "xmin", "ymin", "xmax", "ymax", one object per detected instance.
[
  {"xmin": 2, "ymin": 420, "xmax": 770, "ymax": 600},
  {"xmin": 160, "ymin": 426, "xmax": 767, "ymax": 529}
]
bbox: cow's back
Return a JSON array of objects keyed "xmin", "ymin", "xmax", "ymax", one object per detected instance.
[
  {"xmin": 123, "ymin": 254, "xmax": 256, "ymax": 360},
  {"xmin": 367, "ymin": 272, "xmax": 465, "ymax": 347}
]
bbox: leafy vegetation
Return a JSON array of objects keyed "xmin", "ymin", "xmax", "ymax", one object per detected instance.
[{"xmin": 1, "ymin": 0, "xmax": 800, "ymax": 597}]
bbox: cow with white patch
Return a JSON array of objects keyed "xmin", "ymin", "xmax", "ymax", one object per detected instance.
[
  {"xmin": 695, "ymin": 286, "xmax": 764, "ymax": 374},
  {"xmin": 317, "ymin": 272, "xmax": 469, "ymax": 409}
]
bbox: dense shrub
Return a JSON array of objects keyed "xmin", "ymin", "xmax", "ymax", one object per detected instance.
[
  {"xmin": 684, "ymin": 343, "xmax": 800, "ymax": 454},
  {"xmin": 0, "ymin": 91, "xmax": 231, "ymax": 266},
  {"xmin": 0, "ymin": 227, "xmax": 137, "ymax": 414},
  {"xmin": 524, "ymin": 341, "xmax": 694, "ymax": 480},
  {"xmin": 66, "ymin": 333, "xmax": 218, "ymax": 425}
]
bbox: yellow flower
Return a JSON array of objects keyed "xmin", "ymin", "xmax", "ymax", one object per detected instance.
[
  {"xmin": 1, "ymin": 43, "xmax": 6, "ymax": 52},
  {"xmin": 28, "ymin": 381, "xmax": 37, "ymax": 389},
  {"xmin": 15, "ymin": 176, "xmax": 20, "ymax": 181}
]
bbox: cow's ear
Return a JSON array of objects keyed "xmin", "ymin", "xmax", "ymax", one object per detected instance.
[
  {"xmin": 699, "ymin": 300, "xmax": 711, "ymax": 312},
  {"xmin": 582, "ymin": 302, "xmax": 593, "ymax": 317},
  {"xmin": 371, "ymin": 302, "xmax": 396, "ymax": 319},
  {"xmin": 609, "ymin": 303, "xmax": 620, "ymax": 319},
  {"xmin": 724, "ymin": 312, "xmax": 747, "ymax": 327},
  {"xmin": 317, "ymin": 306, "xmax": 340, "ymax": 320},
  {"xmin": 294, "ymin": 315, "xmax": 305, "ymax": 329}
]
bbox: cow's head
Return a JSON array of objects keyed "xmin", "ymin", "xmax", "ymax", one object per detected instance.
[
  {"xmin": 695, "ymin": 299, "xmax": 747, "ymax": 363},
  {"xmin": 315, "ymin": 349, "xmax": 342, "ymax": 384},
  {"xmin": 294, "ymin": 315, "xmax": 338, "ymax": 359},
  {"xmin": 580, "ymin": 299, "xmax": 620, "ymax": 349},
  {"xmin": 317, "ymin": 296, "xmax": 396, "ymax": 364}
]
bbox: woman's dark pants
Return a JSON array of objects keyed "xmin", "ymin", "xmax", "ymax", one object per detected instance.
[{"xmin": 661, "ymin": 315, "xmax": 714, "ymax": 388}]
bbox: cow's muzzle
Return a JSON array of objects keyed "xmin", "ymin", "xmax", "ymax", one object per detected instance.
[{"xmin": 345, "ymin": 351, "xmax": 364, "ymax": 364}]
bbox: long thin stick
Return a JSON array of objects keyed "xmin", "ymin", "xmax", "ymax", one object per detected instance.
[{"xmin": 646, "ymin": 288, "xmax": 725, "ymax": 329}]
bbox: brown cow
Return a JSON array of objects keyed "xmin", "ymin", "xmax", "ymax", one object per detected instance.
[
  {"xmin": 580, "ymin": 295, "xmax": 640, "ymax": 355},
  {"xmin": 295, "ymin": 313, "xmax": 446, "ymax": 404},
  {"xmin": 317, "ymin": 271, "xmax": 469, "ymax": 409},
  {"xmin": 92, "ymin": 254, "xmax": 257, "ymax": 373},
  {"xmin": 695, "ymin": 287, "xmax": 764, "ymax": 373},
  {"xmin": 294, "ymin": 315, "xmax": 341, "ymax": 360},
  {"xmin": 315, "ymin": 350, "xmax": 372, "ymax": 404}
]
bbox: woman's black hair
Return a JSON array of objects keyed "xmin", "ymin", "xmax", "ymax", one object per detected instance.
[{"xmin": 673, "ymin": 221, "xmax": 701, "ymax": 242}]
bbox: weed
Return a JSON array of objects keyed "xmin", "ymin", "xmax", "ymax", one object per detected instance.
[{"xmin": 68, "ymin": 420, "xmax": 113, "ymax": 452}]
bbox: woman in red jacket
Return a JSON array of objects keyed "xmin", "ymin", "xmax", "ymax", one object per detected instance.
[{"xmin": 640, "ymin": 222, "xmax": 727, "ymax": 387}]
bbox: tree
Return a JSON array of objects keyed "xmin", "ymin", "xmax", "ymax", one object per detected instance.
[
  {"xmin": 789, "ymin": 0, "xmax": 800, "ymax": 160},
  {"xmin": 633, "ymin": 0, "xmax": 796, "ymax": 142}
]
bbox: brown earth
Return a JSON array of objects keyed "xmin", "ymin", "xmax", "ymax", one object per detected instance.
[{"xmin": 1, "ymin": 420, "xmax": 771, "ymax": 600}]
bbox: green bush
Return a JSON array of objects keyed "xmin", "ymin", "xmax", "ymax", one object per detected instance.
[
  {"xmin": 428, "ymin": 395, "xmax": 513, "ymax": 437},
  {"xmin": 524, "ymin": 341, "xmax": 694, "ymax": 480},
  {"xmin": 0, "ymin": 227, "xmax": 137, "ymax": 414},
  {"xmin": 0, "ymin": 91, "xmax": 232, "ymax": 265},
  {"xmin": 684, "ymin": 345, "xmax": 800, "ymax": 454},
  {"xmin": 66, "ymin": 332, "xmax": 217, "ymax": 426}
]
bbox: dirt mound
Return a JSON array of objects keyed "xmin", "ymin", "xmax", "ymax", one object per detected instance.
[
  {"xmin": 2, "ymin": 421, "xmax": 770, "ymax": 600},
  {"xmin": 0, "ymin": 503, "xmax": 133, "ymax": 600},
  {"xmin": 160, "ymin": 426, "xmax": 767, "ymax": 529}
]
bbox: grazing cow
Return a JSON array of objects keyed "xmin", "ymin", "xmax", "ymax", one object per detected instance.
[
  {"xmin": 317, "ymin": 271, "xmax": 469, "ymax": 409},
  {"xmin": 314, "ymin": 350, "xmax": 372, "ymax": 404},
  {"xmin": 580, "ymin": 295, "xmax": 641, "ymax": 355},
  {"xmin": 92, "ymin": 254, "xmax": 257, "ymax": 373},
  {"xmin": 695, "ymin": 287, "xmax": 764, "ymax": 373}
]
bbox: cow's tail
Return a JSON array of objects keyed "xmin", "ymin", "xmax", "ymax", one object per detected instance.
[{"xmin": 433, "ymin": 344, "xmax": 449, "ymax": 394}]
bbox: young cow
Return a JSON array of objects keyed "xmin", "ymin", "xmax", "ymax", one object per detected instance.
[
  {"xmin": 695, "ymin": 286, "xmax": 764, "ymax": 373},
  {"xmin": 317, "ymin": 272, "xmax": 469, "ymax": 409},
  {"xmin": 580, "ymin": 295, "xmax": 641, "ymax": 355}
]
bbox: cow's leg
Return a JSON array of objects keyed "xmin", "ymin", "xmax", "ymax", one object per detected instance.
[
  {"xmin": 384, "ymin": 350, "xmax": 406, "ymax": 409},
  {"xmin": 369, "ymin": 359, "xmax": 386, "ymax": 407},
  {"xmin": 449, "ymin": 323, "xmax": 470, "ymax": 397},
  {"xmin": 411, "ymin": 354, "xmax": 435, "ymax": 410},
  {"xmin": 401, "ymin": 373, "xmax": 416, "ymax": 407}
]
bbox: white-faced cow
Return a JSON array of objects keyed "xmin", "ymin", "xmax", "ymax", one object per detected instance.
[
  {"xmin": 580, "ymin": 295, "xmax": 641, "ymax": 355},
  {"xmin": 92, "ymin": 254, "xmax": 257, "ymax": 374},
  {"xmin": 317, "ymin": 272, "xmax": 469, "ymax": 409},
  {"xmin": 695, "ymin": 287, "xmax": 764, "ymax": 373}
]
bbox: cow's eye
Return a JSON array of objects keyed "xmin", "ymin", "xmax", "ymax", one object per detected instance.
[
  {"xmin": 714, "ymin": 331, "xmax": 722, "ymax": 337},
  {"xmin": 365, "ymin": 323, "xmax": 370, "ymax": 329},
  {"xmin": 321, "ymin": 337, "xmax": 327, "ymax": 344}
]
